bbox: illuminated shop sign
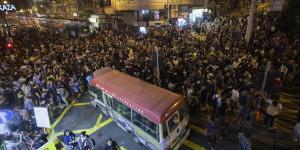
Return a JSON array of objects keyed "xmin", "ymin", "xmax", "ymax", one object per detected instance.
[{"xmin": 0, "ymin": 4, "xmax": 16, "ymax": 12}]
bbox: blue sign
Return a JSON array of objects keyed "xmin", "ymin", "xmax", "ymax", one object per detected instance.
[{"xmin": 0, "ymin": 109, "xmax": 13, "ymax": 124}]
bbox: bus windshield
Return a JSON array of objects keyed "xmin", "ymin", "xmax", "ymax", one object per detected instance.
[
  {"xmin": 167, "ymin": 113, "xmax": 180, "ymax": 133},
  {"xmin": 164, "ymin": 103, "xmax": 188, "ymax": 137},
  {"xmin": 179, "ymin": 103, "xmax": 189, "ymax": 121}
]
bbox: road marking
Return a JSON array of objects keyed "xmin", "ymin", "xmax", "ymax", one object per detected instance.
[
  {"xmin": 183, "ymin": 139, "xmax": 206, "ymax": 150},
  {"xmin": 50, "ymin": 102, "xmax": 91, "ymax": 129},
  {"xmin": 51, "ymin": 104, "xmax": 73, "ymax": 129},
  {"xmin": 72, "ymin": 102, "xmax": 90, "ymax": 106},
  {"xmin": 189, "ymin": 124, "xmax": 205, "ymax": 135},
  {"xmin": 45, "ymin": 102, "xmax": 101, "ymax": 150},
  {"xmin": 49, "ymin": 102, "xmax": 114, "ymax": 150},
  {"xmin": 96, "ymin": 113, "xmax": 103, "ymax": 124}
]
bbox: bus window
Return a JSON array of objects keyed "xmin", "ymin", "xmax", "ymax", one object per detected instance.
[
  {"xmin": 179, "ymin": 103, "xmax": 189, "ymax": 121},
  {"xmin": 167, "ymin": 113, "xmax": 180, "ymax": 133},
  {"xmin": 162, "ymin": 123, "xmax": 168, "ymax": 138},
  {"xmin": 89, "ymin": 85, "xmax": 103, "ymax": 102},
  {"xmin": 104, "ymin": 94, "xmax": 112, "ymax": 107},
  {"xmin": 132, "ymin": 111, "xmax": 159, "ymax": 140},
  {"xmin": 112, "ymin": 98, "xmax": 131, "ymax": 120}
]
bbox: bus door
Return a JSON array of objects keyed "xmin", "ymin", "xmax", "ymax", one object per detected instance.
[
  {"xmin": 166, "ymin": 112, "xmax": 181, "ymax": 148},
  {"xmin": 103, "ymin": 92, "xmax": 115, "ymax": 117},
  {"xmin": 89, "ymin": 85, "xmax": 105, "ymax": 108}
]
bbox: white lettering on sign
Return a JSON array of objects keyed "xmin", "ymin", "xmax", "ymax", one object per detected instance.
[{"xmin": 0, "ymin": 4, "xmax": 17, "ymax": 11}]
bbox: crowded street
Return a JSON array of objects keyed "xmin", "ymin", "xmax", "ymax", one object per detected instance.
[{"xmin": 1, "ymin": 0, "xmax": 300, "ymax": 150}]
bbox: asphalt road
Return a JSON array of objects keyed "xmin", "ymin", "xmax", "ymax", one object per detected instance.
[{"xmin": 50, "ymin": 90, "xmax": 300, "ymax": 150}]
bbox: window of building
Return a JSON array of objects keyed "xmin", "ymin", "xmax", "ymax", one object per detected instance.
[
  {"xmin": 132, "ymin": 110, "xmax": 159, "ymax": 140},
  {"xmin": 112, "ymin": 98, "xmax": 131, "ymax": 120}
]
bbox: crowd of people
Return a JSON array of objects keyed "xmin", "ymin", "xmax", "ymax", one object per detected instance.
[{"xmin": 0, "ymin": 10, "xmax": 299, "ymax": 149}]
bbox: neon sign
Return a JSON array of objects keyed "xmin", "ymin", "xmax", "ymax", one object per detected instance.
[{"xmin": 0, "ymin": 4, "xmax": 16, "ymax": 12}]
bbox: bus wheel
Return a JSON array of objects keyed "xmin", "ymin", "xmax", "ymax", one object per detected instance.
[{"xmin": 145, "ymin": 142, "xmax": 157, "ymax": 150}]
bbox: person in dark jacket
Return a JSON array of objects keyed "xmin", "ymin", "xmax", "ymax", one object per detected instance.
[
  {"xmin": 63, "ymin": 130, "xmax": 76, "ymax": 150},
  {"xmin": 104, "ymin": 138, "xmax": 119, "ymax": 150}
]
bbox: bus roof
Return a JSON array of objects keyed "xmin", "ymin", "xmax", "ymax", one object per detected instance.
[{"xmin": 91, "ymin": 67, "xmax": 185, "ymax": 124}]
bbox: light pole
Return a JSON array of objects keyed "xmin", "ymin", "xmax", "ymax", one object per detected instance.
[
  {"xmin": 245, "ymin": 0, "xmax": 256, "ymax": 44},
  {"xmin": 154, "ymin": 46, "xmax": 160, "ymax": 85}
]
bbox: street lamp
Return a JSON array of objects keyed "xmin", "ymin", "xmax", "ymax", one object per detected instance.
[
  {"xmin": 3, "ymin": 1, "xmax": 7, "ymax": 4},
  {"xmin": 245, "ymin": 0, "xmax": 257, "ymax": 44}
]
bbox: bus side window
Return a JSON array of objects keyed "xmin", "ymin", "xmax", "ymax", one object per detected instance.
[
  {"xmin": 89, "ymin": 85, "xmax": 103, "ymax": 102},
  {"xmin": 132, "ymin": 111, "xmax": 159, "ymax": 140},
  {"xmin": 104, "ymin": 94, "xmax": 112, "ymax": 107},
  {"xmin": 112, "ymin": 98, "xmax": 131, "ymax": 121},
  {"xmin": 96, "ymin": 89, "xmax": 103, "ymax": 102}
]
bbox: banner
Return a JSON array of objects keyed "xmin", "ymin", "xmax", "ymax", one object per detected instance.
[{"xmin": 34, "ymin": 107, "xmax": 51, "ymax": 128}]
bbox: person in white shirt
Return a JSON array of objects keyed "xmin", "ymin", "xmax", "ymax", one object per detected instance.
[
  {"xmin": 230, "ymin": 87, "xmax": 239, "ymax": 113},
  {"xmin": 264, "ymin": 95, "xmax": 282, "ymax": 129},
  {"xmin": 21, "ymin": 81, "xmax": 31, "ymax": 98}
]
